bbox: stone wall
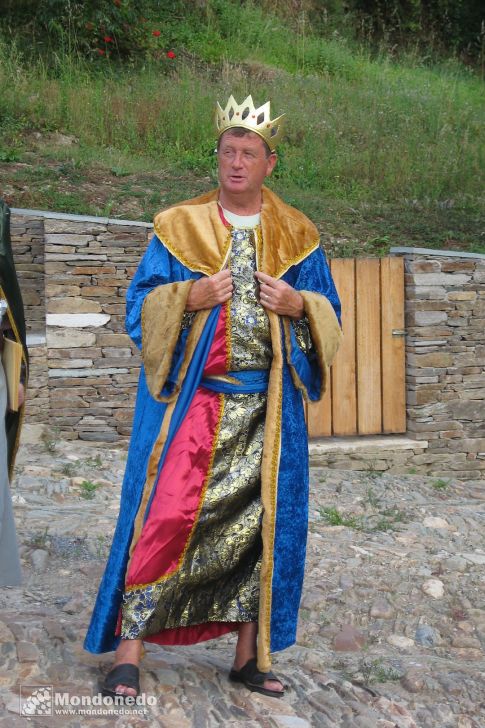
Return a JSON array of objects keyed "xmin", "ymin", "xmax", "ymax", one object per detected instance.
[
  {"xmin": 10, "ymin": 215, "xmax": 45, "ymax": 333},
  {"xmin": 392, "ymin": 246, "xmax": 485, "ymax": 479},
  {"xmin": 11, "ymin": 211, "xmax": 151, "ymax": 441},
  {"xmin": 10, "ymin": 211, "xmax": 485, "ymax": 477},
  {"xmin": 10, "ymin": 215, "xmax": 48, "ymax": 422}
]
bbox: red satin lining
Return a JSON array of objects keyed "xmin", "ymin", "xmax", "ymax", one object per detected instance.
[
  {"xmin": 201, "ymin": 302, "xmax": 227, "ymax": 376},
  {"xmin": 121, "ymin": 296, "xmax": 233, "ymax": 642},
  {"xmin": 125, "ymin": 387, "xmax": 222, "ymax": 586},
  {"xmin": 144, "ymin": 621, "xmax": 238, "ymax": 645},
  {"xmin": 217, "ymin": 203, "xmax": 230, "ymax": 227}
]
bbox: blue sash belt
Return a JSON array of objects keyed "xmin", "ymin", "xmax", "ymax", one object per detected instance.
[{"xmin": 201, "ymin": 369, "xmax": 269, "ymax": 394}]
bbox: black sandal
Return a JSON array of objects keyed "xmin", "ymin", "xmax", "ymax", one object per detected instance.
[
  {"xmin": 229, "ymin": 657, "xmax": 285, "ymax": 698},
  {"xmin": 101, "ymin": 663, "xmax": 140, "ymax": 700}
]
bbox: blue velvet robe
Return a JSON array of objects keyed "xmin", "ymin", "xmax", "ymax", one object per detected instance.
[{"xmin": 84, "ymin": 224, "xmax": 340, "ymax": 661}]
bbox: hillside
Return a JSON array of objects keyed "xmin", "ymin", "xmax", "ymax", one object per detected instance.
[{"xmin": 0, "ymin": 1, "xmax": 484, "ymax": 256}]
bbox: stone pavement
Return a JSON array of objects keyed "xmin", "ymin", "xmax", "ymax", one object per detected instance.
[{"xmin": 1, "ymin": 437, "xmax": 484, "ymax": 727}]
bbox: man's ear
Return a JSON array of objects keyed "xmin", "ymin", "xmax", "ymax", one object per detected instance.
[{"xmin": 266, "ymin": 153, "xmax": 278, "ymax": 176}]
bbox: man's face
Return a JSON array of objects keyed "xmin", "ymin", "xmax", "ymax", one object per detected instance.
[{"xmin": 218, "ymin": 130, "xmax": 277, "ymax": 198}]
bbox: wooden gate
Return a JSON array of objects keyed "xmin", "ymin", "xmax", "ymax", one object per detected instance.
[{"xmin": 307, "ymin": 256, "xmax": 406, "ymax": 437}]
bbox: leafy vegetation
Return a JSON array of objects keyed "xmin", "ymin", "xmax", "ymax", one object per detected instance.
[
  {"xmin": 359, "ymin": 657, "xmax": 402, "ymax": 684},
  {"xmin": 79, "ymin": 479, "xmax": 100, "ymax": 500},
  {"xmin": 1, "ymin": 1, "xmax": 483, "ymax": 65},
  {"xmin": 319, "ymin": 503, "xmax": 410, "ymax": 532},
  {"xmin": 320, "ymin": 506, "xmax": 363, "ymax": 529},
  {"xmin": 432, "ymin": 478, "xmax": 451, "ymax": 490},
  {"xmin": 0, "ymin": 1, "xmax": 483, "ymax": 256}
]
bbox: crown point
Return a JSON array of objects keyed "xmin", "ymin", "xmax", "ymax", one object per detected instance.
[{"xmin": 216, "ymin": 94, "xmax": 285, "ymax": 150}]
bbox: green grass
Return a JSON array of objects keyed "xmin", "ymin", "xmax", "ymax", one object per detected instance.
[
  {"xmin": 360, "ymin": 658, "xmax": 402, "ymax": 684},
  {"xmin": 60, "ymin": 461, "xmax": 81, "ymax": 477},
  {"xmin": 0, "ymin": 2, "xmax": 484, "ymax": 254},
  {"xmin": 28, "ymin": 527, "xmax": 49, "ymax": 551},
  {"xmin": 40, "ymin": 426, "xmax": 61, "ymax": 453},
  {"xmin": 319, "ymin": 503, "xmax": 410, "ymax": 532},
  {"xmin": 370, "ymin": 507, "xmax": 409, "ymax": 532},
  {"xmin": 84, "ymin": 454, "xmax": 103, "ymax": 468},
  {"xmin": 79, "ymin": 480, "xmax": 100, "ymax": 500},
  {"xmin": 432, "ymin": 478, "xmax": 451, "ymax": 490},
  {"xmin": 319, "ymin": 506, "xmax": 363, "ymax": 530}
]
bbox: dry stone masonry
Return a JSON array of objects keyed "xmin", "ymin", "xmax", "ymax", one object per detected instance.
[
  {"xmin": 392, "ymin": 246, "xmax": 485, "ymax": 479},
  {"xmin": 11, "ymin": 211, "xmax": 151, "ymax": 442},
  {"xmin": 10, "ymin": 212, "xmax": 485, "ymax": 477}
]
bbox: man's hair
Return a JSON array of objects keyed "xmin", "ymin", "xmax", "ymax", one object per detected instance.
[{"xmin": 217, "ymin": 128, "xmax": 273, "ymax": 158}]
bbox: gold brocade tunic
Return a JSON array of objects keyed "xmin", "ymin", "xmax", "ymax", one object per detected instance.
[{"xmin": 121, "ymin": 226, "xmax": 271, "ymax": 638}]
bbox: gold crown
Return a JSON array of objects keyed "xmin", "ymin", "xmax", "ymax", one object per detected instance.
[{"xmin": 215, "ymin": 94, "xmax": 285, "ymax": 152}]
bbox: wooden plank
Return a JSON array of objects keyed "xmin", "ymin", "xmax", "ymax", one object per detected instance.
[
  {"xmin": 381, "ymin": 256, "xmax": 406, "ymax": 432},
  {"xmin": 307, "ymin": 375, "xmax": 332, "ymax": 437},
  {"xmin": 331, "ymin": 258, "xmax": 357, "ymax": 435},
  {"xmin": 356, "ymin": 258, "xmax": 382, "ymax": 434}
]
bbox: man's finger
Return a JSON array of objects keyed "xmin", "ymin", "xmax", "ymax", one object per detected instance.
[
  {"xmin": 260, "ymin": 283, "xmax": 276, "ymax": 300},
  {"xmin": 255, "ymin": 271, "xmax": 277, "ymax": 287}
]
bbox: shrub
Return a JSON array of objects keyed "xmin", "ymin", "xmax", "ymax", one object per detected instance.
[{"xmin": 0, "ymin": 0, "xmax": 183, "ymax": 61}]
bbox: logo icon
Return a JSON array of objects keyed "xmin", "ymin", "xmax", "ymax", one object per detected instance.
[{"xmin": 20, "ymin": 686, "xmax": 53, "ymax": 716}]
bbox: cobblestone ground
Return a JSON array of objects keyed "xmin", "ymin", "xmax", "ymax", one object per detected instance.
[{"xmin": 1, "ymin": 438, "xmax": 484, "ymax": 727}]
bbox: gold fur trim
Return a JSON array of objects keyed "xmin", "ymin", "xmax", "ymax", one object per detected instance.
[
  {"xmin": 224, "ymin": 299, "xmax": 232, "ymax": 370},
  {"xmin": 297, "ymin": 291, "xmax": 343, "ymax": 400},
  {"xmin": 128, "ymin": 398, "xmax": 177, "ymax": 559},
  {"xmin": 153, "ymin": 187, "xmax": 319, "ymax": 280},
  {"xmin": 257, "ymin": 310, "xmax": 283, "ymax": 673},
  {"xmin": 142, "ymin": 280, "xmax": 202, "ymax": 402},
  {"xmin": 255, "ymin": 225, "xmax": 263, "ymax": 270},
  {"xmin": 126, "ymin": 393, "xmax": 225, "ymax": 591},
  {"xmin": 154, "ymin": 199, "xmax": 232, "ymax": 276}
]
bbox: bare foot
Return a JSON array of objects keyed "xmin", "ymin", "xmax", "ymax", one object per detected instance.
[
  {"xmin": 234, "ymin": 623, "xmax": 284, "ymax": 694},
  {"xmin": 110, "ymin": 638, "xmax": 143, "ymax": 697},
  {"xmin": 232, "ymin": 656, "xmax": 284, "ymax": 694}
]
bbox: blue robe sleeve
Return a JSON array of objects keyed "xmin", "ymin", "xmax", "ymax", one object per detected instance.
[
  {"xmin": 126, "ymin": 234, "xmax": 199, "ymax": 349},
  {"xmin": 282, "ymin": 247, "xmax": 342, "ymax": 401}
]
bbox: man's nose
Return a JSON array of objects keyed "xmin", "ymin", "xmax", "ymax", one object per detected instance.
[{"xmin": 231, "ymin": 151, "xmax": 244, "ymax": 168}]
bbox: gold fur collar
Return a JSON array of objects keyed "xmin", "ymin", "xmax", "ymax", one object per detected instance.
[{"xmin": 153, "ymin": 187, "xmax": 319, "ymax": 279}]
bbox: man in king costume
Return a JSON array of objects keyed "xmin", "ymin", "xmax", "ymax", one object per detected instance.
[{"xmin": 85, "ymin": 95, "xmax": 342, "ymax": 698}]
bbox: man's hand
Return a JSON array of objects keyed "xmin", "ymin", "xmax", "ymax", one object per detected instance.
[
  {"xmin": 255, "ymin": 271, "xmax": 305, "ymax": 319},
  {"xmin": 186, "ymin": 269, "xmax": 233, "ymax": 312},
  {"xmin": 7, "ymin": 382, "xmax": 25, "ymax": 412},
  {"xmin": 18, "ymin": 382, "xmax": 25, "ymax": 408}
]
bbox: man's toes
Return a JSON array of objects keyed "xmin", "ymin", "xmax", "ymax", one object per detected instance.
[
  {"xmin": 265, "ymin": 678, "xmax": 284, "ymax": 693},
  {"xmin": 115, "ymin": 684, "xmax": 137, "ymax": 697}
]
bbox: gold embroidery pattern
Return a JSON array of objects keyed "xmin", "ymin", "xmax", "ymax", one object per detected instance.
[
  {"xmin": 121, "ymin": 391, "xmax": 266, "ymax": 637},
  {"xmin": 292, "ymin": 317, "xmax": 312, "ymax": 354},
  {"xmin": 229, "ymin": 228, "xmax": 272, "ymax": 371}
]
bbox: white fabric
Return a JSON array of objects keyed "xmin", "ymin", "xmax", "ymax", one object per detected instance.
[{"xmin": 221, "ymin": 208, "xmax": 261, "ymax": 229}]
